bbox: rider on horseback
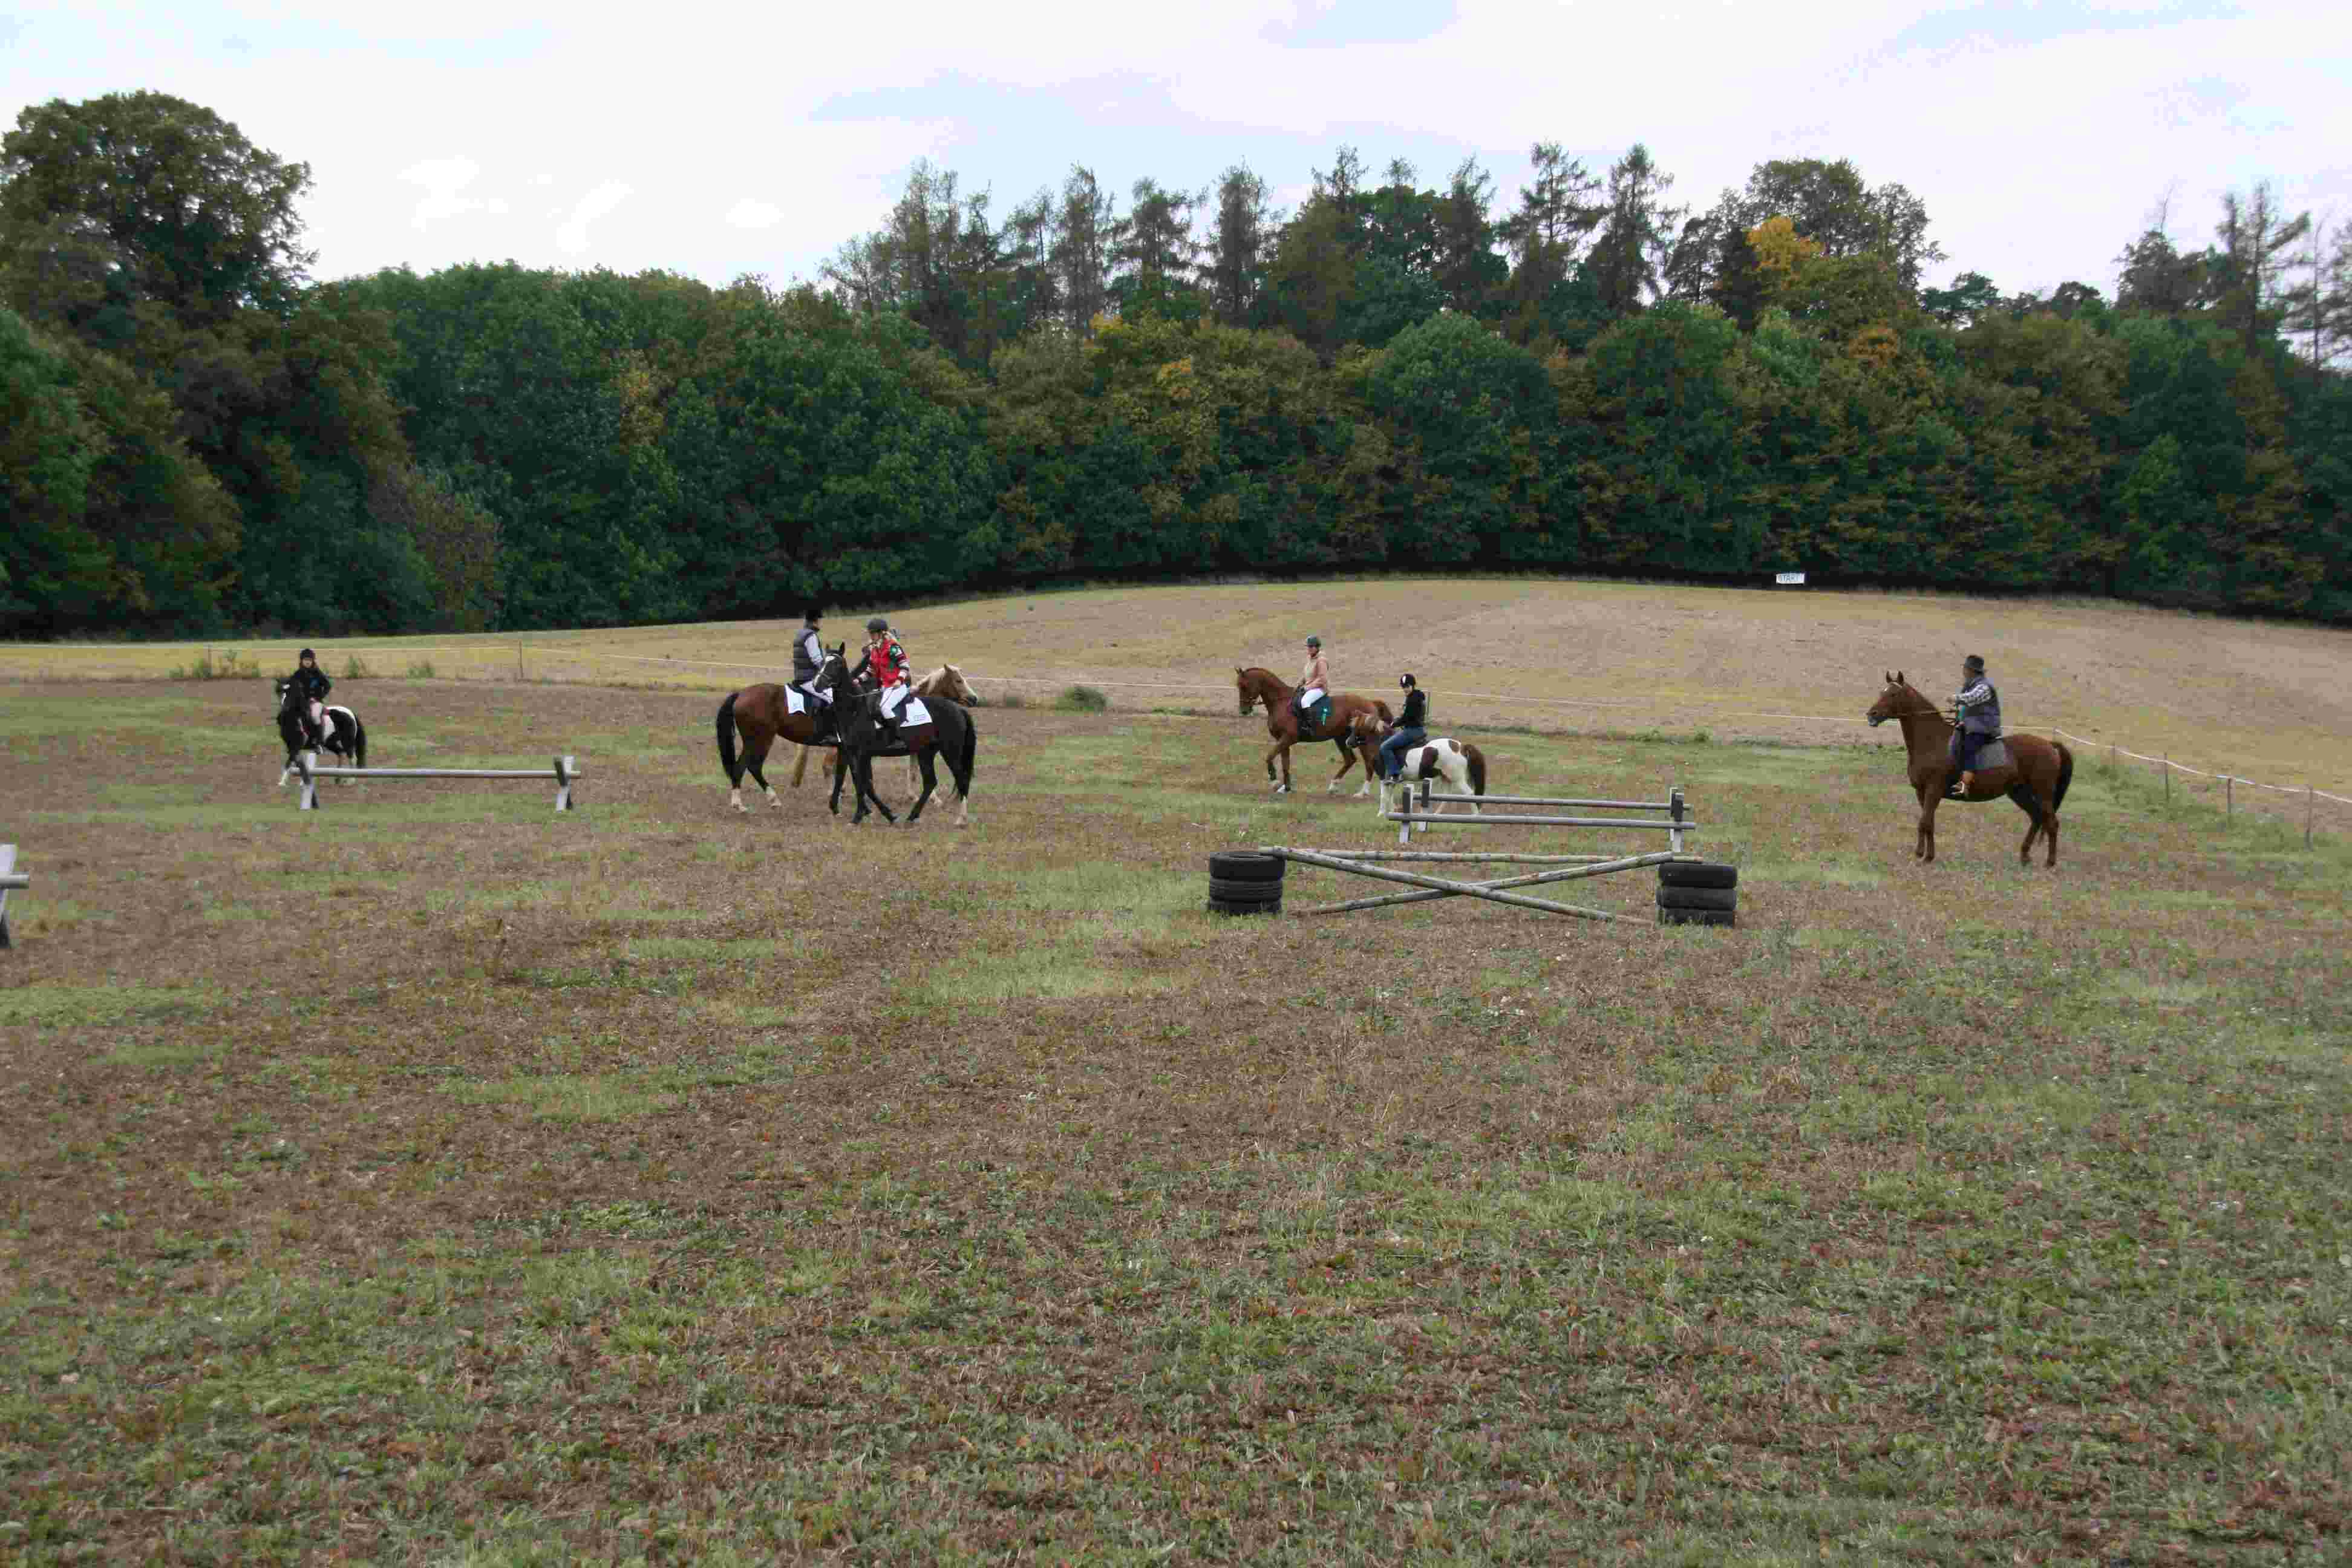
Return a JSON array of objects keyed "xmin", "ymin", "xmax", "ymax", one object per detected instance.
[
  {"xmin": 863, "ymin": 616, "xmax": 910, "ymax": 740},
  {"xmin": 791, "ymin": 605, "xmax": 834, "ymax": 737},
  {"xmin": 1950, "ymin": 654, "xmax": 2001, "ymax": 795},
  {"xmin": 1295, "ymin": 636, "xmax": 1329, "ymax": 736},
  {"xmin": 1378, "ymin": 673, "xmax": 1428, "ymax": 782},
  {"xmin": 287, "ymin": 648, "xmax": 333, "ymax": 750}
]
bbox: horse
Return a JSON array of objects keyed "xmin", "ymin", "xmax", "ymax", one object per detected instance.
[
  {"xmin": 802, "ymin": 663, "xmax": 980, "ymax": 798},
  {"xmin": 1368, "ymin": 730, "xmax": 1489, "ymax": 822},
  {"xmin": 1234, "ymin": 666, "xmax": 1391, "ymax": 795},
  {"xmin": 1865, "ymin": 670, "xmax": 2073, "ymax": 866},
  {"xmin": 716, "ymin": 650, "xmax": 847, "ymax": 812},
  {"xmin": 818, "ymin": 645, "xmax": 976, "ymax": 826},
  {"xmin": 273, "ymin": 679, "xmax": 366, "ymax": 786}
]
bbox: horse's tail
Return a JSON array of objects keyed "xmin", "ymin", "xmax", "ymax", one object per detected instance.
[
  {"xmin": 953, "ymin": 703, "xmax": 978, "ymax": 794},
  {"xmin": 350, "ymin": 716, "xmax": 367, "ymax": 771},
  {"xmin": 1466, "ymin": 745, "xmax": 1486, "ymax": 797},
  {"xmin": 716, "ymin": 692, "xmax": 741, "ymax": 785},
  {"xmin": 2053, "ymin": 740, "xmax": 2073, "ymax": 811}
]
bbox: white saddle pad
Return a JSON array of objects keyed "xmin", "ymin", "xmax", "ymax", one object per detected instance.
[
  {"xmin": 900, "ymin": 696, "xmax": 931, "ymax": 727},
  {"xmin": 785, "ymin": 687, "xmax": 806, "ymax": 716}
]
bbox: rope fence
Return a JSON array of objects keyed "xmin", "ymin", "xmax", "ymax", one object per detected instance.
[{"xmin": 2050, "ymin": 728, "xmax": 2349, "ymax": 849}]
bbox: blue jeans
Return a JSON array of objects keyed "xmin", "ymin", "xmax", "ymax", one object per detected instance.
[
  {"xmin": 1377, "ymin": 727, "xmax": 1425, "ymax": 780},
  {"xmin": 1955, "ymin": 730, "xmax": 1990, "ymax": 773}
]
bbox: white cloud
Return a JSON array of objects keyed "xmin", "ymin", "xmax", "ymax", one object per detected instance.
[
  {"xmin": 726, "ymin": 198, "xmax": 783, "ymax": 230},
  {"xmin": 399, "ymin": 155, "xmax": 494, "ymax": 230},
  {"xmin": 556, "ymin": 181, "xmax": 634, "ymax": 256}
]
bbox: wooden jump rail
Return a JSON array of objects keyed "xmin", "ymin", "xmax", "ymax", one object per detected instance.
[
  {"xmin": 294, "ymin": 751, "xmax": 580, "ymax": 812},
  {"xmin": 0, "ymin": 844, "xmax": 24, "ymax": 949},
  {"xmin": 1255, "ymin": 784, "xmax": 1699, "ymax": 923}
]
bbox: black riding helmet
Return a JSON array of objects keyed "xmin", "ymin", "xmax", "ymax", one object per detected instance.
[
  {"xmin": 867, "ymin": 616, "xmax": 890, "ymax": 635},
  {"xmin": 1305, "ymin": 635, "xmax": 1321, "ymax": 648},
  {"xmin": 298, "ymin": 647, "xmax": 316, "ymax": 662},
  {"xmin": 1962, "ymin": 654, "xmax": 1985, "ymax": 672},
  {"xmin": 1399, "ymin": 673, "xmax": 1415, "ymax": 689},
  {"xmin": 804, "ymin": 603, "xmax": 823, "ymax": 625}
]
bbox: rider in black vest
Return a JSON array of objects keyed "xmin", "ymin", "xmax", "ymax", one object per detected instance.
[
  {"xmin": 790, "ymin": 605, "xmax": 833, "ymax": 738},
  {"xmin": 1950, "ymin": 654, "xmax": 2001, "ymax": 794},
  {"xmin": 286, "ymin": 648, "xmax": 333, "ymax": 749},
  {"xmin": 1378, "ymin": 673, "xmax": 1429, "ymax": 782}
]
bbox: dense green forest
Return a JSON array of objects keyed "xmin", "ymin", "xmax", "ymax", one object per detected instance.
[{"xmin": 6, "ymin": 91, "xmax": 2351, "ymax": 637}]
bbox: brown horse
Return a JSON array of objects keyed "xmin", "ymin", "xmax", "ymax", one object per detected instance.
[
  {"xmin": 716, "ymin": 648, "xmax": 848, "ymax": 812},
  {"xmin": 1235, "ymin": 666, "xmax": 1391, "ymax": 795},
  {"xmin": 1866, "ymin": 670, "xmax": 2073, "ymax": 866},
  {"xmin": 802, "ymin": 664, "xmax": 981, "ymax": 797}
]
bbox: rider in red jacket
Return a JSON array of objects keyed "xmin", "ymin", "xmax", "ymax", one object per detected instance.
[{"xmin": 863, "ymin": 616, "xmax": 910, "ymax": 735}]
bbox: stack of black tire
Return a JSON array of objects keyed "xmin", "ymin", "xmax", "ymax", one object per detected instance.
[
  {"xmin": 1658, "ymin": 860, "xmax": 1737, "ymax": 926},
  {"xmin": 1208, "ymin": 851, "xmax": 1285, "ymax": 916}
]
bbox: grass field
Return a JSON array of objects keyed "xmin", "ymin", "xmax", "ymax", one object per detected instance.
[
  {"xmin": 2, "ymin": 643, "xmax": 2348, "ymax": 1564},
  {"xmin": 10, "ymin": 578, "xmax": 2352, "ymax": 792}
]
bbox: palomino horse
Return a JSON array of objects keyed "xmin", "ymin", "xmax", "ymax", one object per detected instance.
[
  {"xmin": 818, "ymin": 646, "xmax": 976, "ymax": 826},
  {"xmin": 1866, "ymin": 670, "xmax": 2073, "ymax": 866},
  {"xmin": 1235, "ymin": 666, "xmax": 1391, "ymax": 794},
  {"xmin": 800, "ymin": 664, "xmax": 980, "ymax": 798},
  {"xmin": 715, "ymin": 650, "xmax": 846, "ymax": 812},
  {"xmin": 274, "ymin": 679, "xmax": 366, "ymax": 786}
]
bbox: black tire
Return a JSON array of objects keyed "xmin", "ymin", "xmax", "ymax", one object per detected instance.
[
  {"xmin": 1658, "ymin": 906, "xmax": 1735, "ymax": 926},
  {"xmin": 1659, "ymin": 861, "xmax": 1737, "ymax": 889},
  {"xmin": 1208, "ymin": 851, "xmax": 1285, "ymax": 883},
  {"xmin": 1209, "ymin": 877, "xmax": 1285, "ymax": 901},
  {"xmin": 1658, "ymin": 886, "xmax": 1739, "ymax": 912},
  {"xmin": 1208, "ymin": 896, "xmax": 1281, "ymax": 917}
]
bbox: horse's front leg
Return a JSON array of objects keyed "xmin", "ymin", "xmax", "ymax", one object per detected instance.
[
  {"xmin": 1267, "ymin": 741, "xmax": 1291, "ymax": 794},
  {"xmin": 1918, "ymin": 793, "xmax": 1939, "ymax": 863},
  {"xmin": 855, "ymin": 751, "xmax": 895, "ymax": 825},
  {"xmin": 829, "ymin": 748, "xmax": 849, "ymax": 816}
]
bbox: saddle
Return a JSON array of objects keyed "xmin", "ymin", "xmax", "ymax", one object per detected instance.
[{"xmin": 1295, "ymin": 693, "xmax": 1333, "ymax": 737}]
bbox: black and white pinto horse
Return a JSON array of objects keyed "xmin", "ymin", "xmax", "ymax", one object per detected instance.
[{"xmin": 273, "ymin": 679, "xmax": 367, "ymax": 787}]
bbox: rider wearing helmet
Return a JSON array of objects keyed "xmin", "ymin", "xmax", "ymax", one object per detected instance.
[
  {"xmin": 791, "ymin": 604, "xmax": 833, "ymax": 733},
  {"xmin": 863, "ymin": 615, "xmax": 910, "ymax": 738},
  {"xmin": 1378, "ymin": 673, "xmax": 1429, "ymax": 782},
  {"xmin": 1950, "ymin": 654, "xmax": 2001, "ymax": 794},
  {"xmin": 287, "ymin": 648, "xmax": 333, "ymax": 750},
  {"xmin": 1295, "ymin": 635, "xmax": 1329, "ymax": 735}
]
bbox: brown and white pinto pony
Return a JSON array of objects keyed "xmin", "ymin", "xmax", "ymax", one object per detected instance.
[
  {"xmin": 1370, "ymin": 734, "xmax": 1488, "ymax": 821},
  {"xmin": 801, "ymin": 664, "xmax": 980, "ymax": 796},
  {"xmin": 1234, "ymin": 665, "xmax": 1391, "ymax": 795},
  {"xmin": 1864, "ymin": 670, "xmax": 2073, "ymax": 866}
]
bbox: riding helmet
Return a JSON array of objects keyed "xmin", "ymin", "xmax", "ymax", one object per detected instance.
[
  {"xmin": 1305, "ymin": 635, "xmax": 1321, "ymax": 648},
  {"xmin": 299, "ymin": 647, "xmax": 315, "ymax": 661},
  {"xmin": 1399, "ymin": 673, "xmax": 1415, "ymax": 688},
  {"xmin": 867, "ymin": 616, "xmax": 889, "ymax": 634},
  {"xmin": 804, "ymin": 603, "xmax": 823, "ymax": 624},
  {"xmin": 1962, "ymin": 653, "xmax": 1985, "ymax": 671}
]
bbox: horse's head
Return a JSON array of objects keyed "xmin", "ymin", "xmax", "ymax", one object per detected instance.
[
  {"xmin": 1866, "ymin": 669, "xmax": 1912, "ymax": 727},
  {"xmin": 935, "ymin": 664, "xmax": 979, "ymax": 705},
  {"xmin": 1235, "ymin": 667, "xmax": 1258, "ymax": 716}
]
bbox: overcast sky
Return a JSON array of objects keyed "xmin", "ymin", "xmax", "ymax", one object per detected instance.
[{"xmin": 4, "ymin": 1, "xmax": 2345, "ymax": 304}]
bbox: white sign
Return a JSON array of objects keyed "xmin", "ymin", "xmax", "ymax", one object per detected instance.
[{"xmin": 1774, "ymin": 571, "xmax": 1807, "ymax": 585}]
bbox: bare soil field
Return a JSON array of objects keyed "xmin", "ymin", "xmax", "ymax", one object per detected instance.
[
  {"xmin": 2, "ymin": 670, "xmax": 2348, "ymax": 1563},
  {"xmin": 10, "ymin": 578, "xmax": 2352, "ymax": 787}
]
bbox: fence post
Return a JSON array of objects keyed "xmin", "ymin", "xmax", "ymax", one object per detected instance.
[
  {"xmin": 2226, "ymin": 775, "xmax": 2233, "ymax": 818},
  {"xmin": 2308, "ymin": 785, "xmax": 2316, "ymax": 849},
  {"xmin": 2163, "ymin": 756, "xmax": 2170, "ymax": 805}
]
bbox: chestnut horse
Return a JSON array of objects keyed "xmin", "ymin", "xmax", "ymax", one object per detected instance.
[
  {"xmin": 1865, "ymin": 670, "xmax": 2073, "ymax": 866},
  {"xmin": 1235, "ymin": 666, "xmax": 1391, "ymax": 795},
  {"xmin": 715, "ymin": 648, "xmax": 847, "ymax": 812}
]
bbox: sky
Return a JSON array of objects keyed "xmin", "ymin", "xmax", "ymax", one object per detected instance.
[{"xmin": 3, "ymin": 0, "xmax": 2346, "ymax": 305}]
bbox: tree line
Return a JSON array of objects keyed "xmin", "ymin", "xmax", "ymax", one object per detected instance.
[{"xmin": 6, "ymin": 91, "xmax": 2351, "ymax": 638}]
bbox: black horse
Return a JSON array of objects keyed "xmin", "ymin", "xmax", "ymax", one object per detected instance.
[
  {"xmin": 817, "ymin": 642, "xmax": 976, "ymax": 826},
  {"xmin": 274, "ymin": 678, "xmax": 367, "ymax": 786}
]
